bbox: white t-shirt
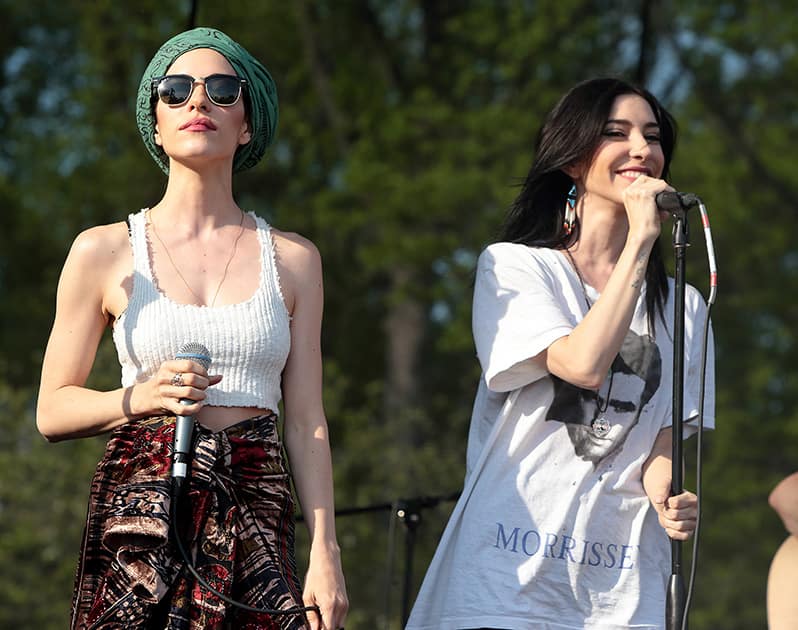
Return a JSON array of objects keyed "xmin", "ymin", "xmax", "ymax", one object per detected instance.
[{"xmin": 406, "ymin": 243, "xmax": 715, "ymax": 630}]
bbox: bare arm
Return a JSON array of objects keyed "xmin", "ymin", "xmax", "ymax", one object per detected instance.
[
  {"xmin": 767, "ymin": 474, "xmax": 798, "ymax": 628},
  {"xmin": 276, "ymin": 233, "xmax": 347, "ymax": 630},
  {"xmin": 36, "ymin": 224, "xmax": 217, "ymax": 441},
  {"xmin": 642, "ymin": 427, "xmax": 697, "ymax": 540},
  {"xmin": 544, "ymin": 176, "xmax": 671, "ymax": 389},
  {"xmin": 767, "ymin": 536, "xmax": 798, "ymax": 628},
  {"xmin": 545, "ymin": 239, "xmax": 653, "ymax": 389}
]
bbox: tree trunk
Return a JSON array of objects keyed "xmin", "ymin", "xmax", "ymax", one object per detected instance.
[{"xmin": 384, "ymin": 267, "xmax": 423, "ymax": 421}]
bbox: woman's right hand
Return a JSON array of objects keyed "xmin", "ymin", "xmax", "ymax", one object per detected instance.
[
  {"xmin": 143, "ymin": 359, "xmax": 222, "ymax": 417},
  {"xmin": 621, "ymin": 174, "xmax": 672, "ymax": 245}
]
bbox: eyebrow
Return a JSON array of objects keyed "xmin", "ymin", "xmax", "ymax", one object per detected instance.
[{"xmin": 605, "ymin": 118, "xmax": 660, "ymax": 129}]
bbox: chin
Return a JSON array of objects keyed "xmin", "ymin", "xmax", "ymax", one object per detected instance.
[{"xmin": 171, "ymin": 150, "xmax": 234, "ymax": 170}]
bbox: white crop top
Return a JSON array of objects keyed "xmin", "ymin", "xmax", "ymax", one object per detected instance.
[{"xmin": 112, "ymin": 209, "xmax": 291, "ymax": 411}]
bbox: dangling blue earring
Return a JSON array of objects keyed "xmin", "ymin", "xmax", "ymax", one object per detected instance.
[{"xmin": 564, "ymin": 184, "xmax": 577, "ymax": 235}]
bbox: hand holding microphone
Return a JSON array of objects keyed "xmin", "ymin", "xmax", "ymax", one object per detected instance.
[
  {"xmin": 165, "ymin": 340, "xmax": 324, "ymax": 619},
  {"xmin": 171, "ymin": 342, "xmax": 212, "ymax": 491},
  {"xmin": 621, "ymin": 175, "xmax": 678, "ymax": 241}
]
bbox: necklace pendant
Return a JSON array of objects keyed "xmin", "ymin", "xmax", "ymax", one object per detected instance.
[{"xmin": 591, "ymin": 416, "xmax": 611, "ymax": 438}]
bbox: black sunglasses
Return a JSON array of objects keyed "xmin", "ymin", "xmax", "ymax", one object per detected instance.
[{"xmin": 151, "ymin": 74, "xmax": 247, "ymax": 107}]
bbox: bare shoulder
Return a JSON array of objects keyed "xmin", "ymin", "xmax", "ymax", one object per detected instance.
[
  {"xmin": 61, "ymin": 221, "xmax": 133, "ymax": 319},
  {"xmin": 271, "ymin": 229, "xmax": 322, "ymax": 278},
  {"xmin": 270, "ymin": 229, "xmax": 323, "ymax": 315},
  {"xmin": 68, "ymin": 221, "xmax": 131, "ymax": 268}
]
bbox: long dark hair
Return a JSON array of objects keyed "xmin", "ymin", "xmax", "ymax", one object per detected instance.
[{"xmin": 501, "ymin": 77, "xmax": 677, "ymax": 332}]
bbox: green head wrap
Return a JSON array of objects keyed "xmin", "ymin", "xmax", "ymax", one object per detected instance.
[{"xmin": 135, "ymin": 27, "xmax": 278, "ymax": 174}]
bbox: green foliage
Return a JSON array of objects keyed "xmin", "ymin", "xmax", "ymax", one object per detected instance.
[
  {"xmin": 1, "ymin": 1, "xmax": 796, "ymax": 628},
  {"xmin": 0, "ymin": 382, "xmax": 106, "ymax": 627}
]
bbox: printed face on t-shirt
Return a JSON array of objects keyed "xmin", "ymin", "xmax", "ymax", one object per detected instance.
[{"xmin": 545, "ymin": 330, "xmax": 662, "ymax": 464}]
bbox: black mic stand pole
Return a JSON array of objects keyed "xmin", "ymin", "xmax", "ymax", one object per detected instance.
[
  {"xmin": 397, "ymin": 499, "xmax": 422, "ymax": 627},
  {"xmin": 395, "ymin": 492, "xmax": 460, "ymax": 626},
  {"xmin": 666, "ymin": 207, "xmax": 689, "ymax": 630}
]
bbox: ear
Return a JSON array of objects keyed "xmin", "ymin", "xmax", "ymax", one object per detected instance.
[
  {"xmin": 562, "ymin": 162, "xmax": 582, "ymax": 179},
  {"xmin": 239, "ymin": 122, "xmax": 252, "ymax": 146},
  {"xmin": 153, "ymin": 124, "xmax": 162, "ymax": 147}
]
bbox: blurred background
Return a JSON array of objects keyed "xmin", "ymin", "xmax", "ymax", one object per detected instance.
[{"xmin": 1, "ymin": 1, "xmax": 796, "ymax": 628}]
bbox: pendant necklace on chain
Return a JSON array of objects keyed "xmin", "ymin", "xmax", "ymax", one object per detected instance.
[
  {"xmin": 564, "ymin": 247, "xmax": 614, "ymax": 438},
  {"xmin": 150, "ymin": 209, "xmax": 246, "ymax": 307}
]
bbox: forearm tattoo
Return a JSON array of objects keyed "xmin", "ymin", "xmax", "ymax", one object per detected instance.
[{"xmin": 631, "ymin": 252, "xmax": 647, "ymax": 290}]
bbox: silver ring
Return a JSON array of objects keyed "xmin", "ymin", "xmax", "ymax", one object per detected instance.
[{"xmin": 171, "ymin": 373, "xmax": 184, "ymax": 387}]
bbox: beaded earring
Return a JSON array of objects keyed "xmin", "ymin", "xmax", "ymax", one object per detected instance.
[{"xmin": 563, "ymin": 184, "xmax": 577, "ymax": 235}]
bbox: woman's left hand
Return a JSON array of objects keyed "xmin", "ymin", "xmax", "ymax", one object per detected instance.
[
  {"xmin": 303, "ymin": 546, "xmax": 348, "ymax": 630},
  {"xmin": 649, "ymin": 488, "xmax": 698, "ymax": 540},
  {"xmin": 642, "ymin": 428, "xmax": 697, "ymax": 540}
]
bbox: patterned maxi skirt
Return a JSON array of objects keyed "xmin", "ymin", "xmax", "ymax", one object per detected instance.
[{"xmin": 70, "ymin": 413, "xmax": 309, "ymax": 629}]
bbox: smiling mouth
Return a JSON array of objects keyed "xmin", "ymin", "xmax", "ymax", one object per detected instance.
[{"xmin": 617, "ymin": 169, "xmax": 650, "ymax": 179}]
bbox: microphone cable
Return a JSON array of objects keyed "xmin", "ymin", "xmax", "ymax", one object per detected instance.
[
  {"xmin": 169, "ymin": 473, "xmax": 321, "ymax": 621},
  {"xmin": 681, "ymin": 198, "xmax": 717, "ymax": 630},
  {"xmin": 169, "ymin": 341, "xmax": 319, "ymax": 620}
]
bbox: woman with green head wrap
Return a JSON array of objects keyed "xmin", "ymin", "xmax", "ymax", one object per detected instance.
[{"xmin": 37, "ymin": 27, "xmax": 348, "ymax": 630}]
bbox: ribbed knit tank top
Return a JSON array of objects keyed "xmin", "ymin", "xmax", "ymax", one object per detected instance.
[{"xmin": 112, "ymin": 209, "xmax": 291, "ymax": 411}]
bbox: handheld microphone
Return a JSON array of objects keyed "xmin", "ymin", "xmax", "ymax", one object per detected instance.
[
  {"xmin": 165, "ymin": 342, "xmax": 321, "ymax": 620},
  {"xmin": 171, "ymin": 342, "xmax": 212, "ymax": 491},
  {"xmin": 655, "ymin": 191, "xmax": 701, "ymax": 213}
]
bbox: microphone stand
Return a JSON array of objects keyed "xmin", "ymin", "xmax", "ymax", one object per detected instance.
[
  {"xmin": 297, "ymin": 491, "xmax": 461, "ymax": 628},
  {"xmin": 393, "ymin": 493, "xmax": 460, "ymax": 626},
  {"xmin": 666, "ymin": 206, "xmax": 689, "ymax": 630}
]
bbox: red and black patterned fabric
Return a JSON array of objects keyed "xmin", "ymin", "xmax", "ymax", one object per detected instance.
[{"xmin": 71, "ymin": 413, "xmax": 309, "ymax": 629}]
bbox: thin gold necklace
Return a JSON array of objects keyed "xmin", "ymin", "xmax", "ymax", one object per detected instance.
[
  {"xmin": 564, "ymin": 246, "xmax": 614, "ymax": 437},
  {"xmin": 149, "ymin": 210, "xmax": 246, "ymax": 307}
]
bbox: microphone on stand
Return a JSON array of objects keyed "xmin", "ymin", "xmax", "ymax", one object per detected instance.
[
  {"xmin": 171, "ymin": 342, "xmax": 212, "ymax": 495},
  {"xmin": 655, "ymin": 191, "xmax": 701, "ymax": 213},
  {"xmin": 656, "ymin": 189, "xmax": 717, "ymax": 302}
]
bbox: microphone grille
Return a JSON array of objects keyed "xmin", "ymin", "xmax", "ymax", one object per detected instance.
[
  {"xmin": 175, "ymin": 342, "xmax": 212, "ymax": 370},
  {"xmin": 681, "ymin": 193, "xmax": 700, "ymax": 207}
]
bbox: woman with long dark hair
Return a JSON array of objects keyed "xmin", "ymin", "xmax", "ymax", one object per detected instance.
[
  {"xmin": 407, "ymin": 78, "xmax": 715, "ymax": 629},
  {"xmin": 36, "ymin": 28, "xmax": 347, "ymax": 630}
]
